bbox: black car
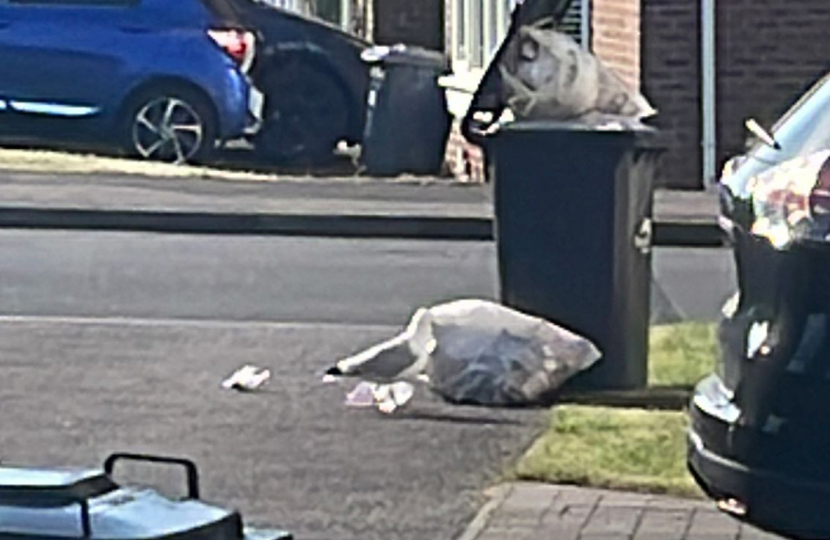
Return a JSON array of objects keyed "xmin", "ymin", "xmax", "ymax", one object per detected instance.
[
  {"xmin": 688, "ymin": 71, "xmax": 830, "ymax": 539},
  {"xmin": 224, "ymin": 0, "xmax": 371, "ymax": 162}
]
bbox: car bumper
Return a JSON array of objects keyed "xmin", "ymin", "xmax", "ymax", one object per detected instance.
[
  {"xmin": 245, "ymin": 85, "xmax": 264, "ymax": 135},
  {"xmin": 210, "ymin": 66, "xmax": 262, "ymax": 140},
  {"xmin": 688, "ymin": 381, "xmax": 830, "ymax": 539}
]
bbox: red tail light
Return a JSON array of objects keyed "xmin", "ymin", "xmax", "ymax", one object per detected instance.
[{"xmin": 208, "ymin": 29, "xmax": 255, "ymax": 73}]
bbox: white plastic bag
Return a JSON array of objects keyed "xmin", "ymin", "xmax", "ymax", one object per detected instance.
[
  {"xmin": 328, "ymin": 299, "xmax": 601, "ymax": 409},
  {"xmin": 424, "ymin": 300, "xmax": 601, "ymax": 405}
]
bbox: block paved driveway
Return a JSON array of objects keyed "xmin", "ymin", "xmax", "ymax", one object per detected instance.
[{"xmin": 465, "ymin": 483, "xmax": 784, "ymax": 540}]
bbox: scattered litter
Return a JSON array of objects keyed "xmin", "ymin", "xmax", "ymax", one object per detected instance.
[
  {"xmin": 221, "ymin": 365, "xmax": 271, "ymax": 391},
  {"xmin": 343, "ymin": 381, "xmax": 417, "ymax": 414},
  {"xmin": 345, "ymin": 381, "xmax": 378, "ymax": 407},
  {"xmin": 323, "ymin": 299, "xmax": 601, "ymax": 410}
]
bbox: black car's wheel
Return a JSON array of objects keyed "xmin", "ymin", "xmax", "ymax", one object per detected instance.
[
  {"xmin": 123, "ymin": 89, "xmax": 217, "ymax": 164},
  {"xmin": 255, "ymin": 59, "xmax": 351, "ymax": 164}
]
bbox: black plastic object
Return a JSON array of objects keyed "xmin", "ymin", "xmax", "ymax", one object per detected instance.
[
  {"xmin": 104, "ymin": 452, "xmax": 201, "ymax": 499},
  {"xmin": 487, "ymin": 121, "xmax": 662, "ymax": 391},
  {"xmin": 360, "ymin": 45, "xmax": 451, "ymax": 176},
  {"xmin": 0, "ymin": 453, "xmax": 292, "ymax": 540}
]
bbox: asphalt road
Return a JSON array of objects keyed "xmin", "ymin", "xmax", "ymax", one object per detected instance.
[
  {"xmin": 0, "ymin": 230, "xmax": 535, "ymax": 540},
  {"xmin": 0, "ymin": 231, "xmax": 734, "ymax": 324},
  {"xmin": 0, "ymin": 231, "xmax": 736, "ymax": 540},
  {"xmin": 0, "ymin": 318, "xmax": 543, "ymax": 540}
]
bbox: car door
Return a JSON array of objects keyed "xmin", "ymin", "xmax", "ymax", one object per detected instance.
[{"xmin": 0, "ymin": 0, "xmax": 138, "ymax": 118}]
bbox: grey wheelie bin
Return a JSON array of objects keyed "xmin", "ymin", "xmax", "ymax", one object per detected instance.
[
  {"xmin": 486, "ymin": 121, "xmax": 664, "ymax": 391},
  {"xmin": 360, "ymin": 45, "xmax": 451, "ymax": 176}
]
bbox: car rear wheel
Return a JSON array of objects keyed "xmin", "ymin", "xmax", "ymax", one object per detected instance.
[
  {"xmin": 255, "ymin": 60, "xmax": 351, "ymax": 164},
  {"xmin": 123, "ymin": 90, "xmax": 217, "ymax": 164}
]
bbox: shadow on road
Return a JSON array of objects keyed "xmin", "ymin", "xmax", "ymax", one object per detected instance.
[{"xmin": 390, "ymin": 407, "xmax": 534, "ymax": 426}]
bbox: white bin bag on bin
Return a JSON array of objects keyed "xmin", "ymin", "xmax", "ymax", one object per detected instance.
[{"xmin": 499, "ymin": 23, "xmax": 656, "ymax": 124}]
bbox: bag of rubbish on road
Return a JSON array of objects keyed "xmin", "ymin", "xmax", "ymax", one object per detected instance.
[
  {"xmin": 425, "ymin": 299, "xmax": 601, "ymax": 405},
  {"xmin": 498, "ymin": 21, "xmax": 656, "ymax": 125},
  {"xmin": 325, "ymin": 299, "xmax": 601, "ymax": 410}
]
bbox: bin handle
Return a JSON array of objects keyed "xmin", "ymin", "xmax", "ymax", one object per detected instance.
[
  {"xmin": 78, "ymin": 499, "xmax": 91, "ymax": 538},
  {"xmin": 103, "ymin": 453, "xmax": 200, "ymax": 500},
  {"xmin": 634, "ymin": 218, "xmax": 653, "ymax": 255}
]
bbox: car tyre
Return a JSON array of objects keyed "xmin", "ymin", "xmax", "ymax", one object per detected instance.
[
  {"xmin": 122, "ymin": 88, "xmax": 217, "ymax": 164},
  {"xmin": 255, "ymin": 59, "xmax": 350, "ymax": 164}
]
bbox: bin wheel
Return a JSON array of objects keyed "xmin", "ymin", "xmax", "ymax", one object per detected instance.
[{"xmin": 255, "ymin": 59, "xmax": 350, "ymax": 164}]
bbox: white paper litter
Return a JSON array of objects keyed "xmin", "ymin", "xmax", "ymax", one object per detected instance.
[{"xmin": 221, "ymin": 365, "xmax": 271, "ymax": 391}]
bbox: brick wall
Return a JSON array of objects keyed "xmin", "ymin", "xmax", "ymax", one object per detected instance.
[
  {"xmin": 715, "ymin": 0, "xmax": 830, "ymax": 169},
  {"xmin": 373, "ymin": 0, "xmax": 444, "ymax": 51},
  {"xmin": 592, "ymin": 0, "xmax": 642, "ymax": 92},
  {"xmin": 605, "ymin": 0, "xmax": 830, "ymax": 189},
  {"xmin": 641, "ymin": 0, "xmax": 700, "ymax": 189},
  {"xmin": 445, "ymin": 119, "xmax": 487, "ymax": 183}
]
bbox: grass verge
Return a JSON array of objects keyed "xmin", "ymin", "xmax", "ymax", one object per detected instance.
[
  {"xmin": 511, "ymin": 322, "xmax": 719, "ymax": 497},
  {"xmin": 649, "ymin": 321, "xmax": 718, "ymax": 388}
]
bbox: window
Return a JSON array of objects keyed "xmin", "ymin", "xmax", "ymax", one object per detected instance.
[
  {"xmin": 256, "ymin": 0, "xmax": 314, "ymax": 14},
  {"xmin": 450, "ymin": 0, "xmax": 589, "ymax": 73},
  {"xmin": 452, "ymin": 0, "xmax": 509, "ymax": 73}
]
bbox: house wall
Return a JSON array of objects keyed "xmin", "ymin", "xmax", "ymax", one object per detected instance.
[
  {"xmin": 641, "ymin": 0, "xmax": 700, "ymax": 189},
  {"xmin": 592, "ymin": 0, "xmax": 702, "ymax": 189},
  {"xmin": 595, "ymin": 0, "xmax": 830, "ymax": 189},
  {"xmin": 592, "ymin": 0, "xmax": 642, "ymax": 92},
  {"xmin": 715, "ymin": 0, "xmax": 830, "ymax": 169}
]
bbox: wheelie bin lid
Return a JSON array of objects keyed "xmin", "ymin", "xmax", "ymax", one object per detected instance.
[
  {"xmin": 361, "ymin": 44, "xmax": 449, "ymax": 70},
  {"xmin": 488, "ymin": 119, "xmax": 666, "ymax": 151}
]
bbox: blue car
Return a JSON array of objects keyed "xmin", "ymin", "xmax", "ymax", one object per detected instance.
[{"xmin": 0, "ymin": 0, "xmax": 262, "ymax": 163}]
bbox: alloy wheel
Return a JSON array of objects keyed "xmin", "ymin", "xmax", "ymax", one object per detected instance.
[{"xmin": 132, "ymin": 97, "xmax": 205, "ymax": 164}]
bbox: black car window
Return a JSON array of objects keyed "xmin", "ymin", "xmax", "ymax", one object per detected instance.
[{"xmin": 199, "ymin": 0, "xmax": 242, "ymax": 21}]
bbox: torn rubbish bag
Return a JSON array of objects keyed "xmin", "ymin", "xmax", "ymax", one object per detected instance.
[
  {"xmin": 498, "ymin": 23, "xmax": 656, "ymax": 122},
  {"xmin": 333, "ymin": 299, "xmax": 601, "ymax": 407}
]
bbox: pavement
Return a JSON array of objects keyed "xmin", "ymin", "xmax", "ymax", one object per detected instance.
[
  {"xmin": 459, "ymin": 483, "xmax": 782, "ymax": 540},
  {"xmin": 0, "ymin": 171, "xmax": 723, "ymax": 245}
]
